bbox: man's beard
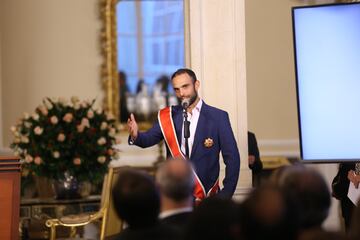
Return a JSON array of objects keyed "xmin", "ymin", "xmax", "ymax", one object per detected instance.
[{"xmin": 178, "ymin": 90, "xmax": 198, "ymax": 107}]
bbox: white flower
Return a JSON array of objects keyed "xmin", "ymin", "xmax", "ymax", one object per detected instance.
[
  {"xmin": 87, "ymin": 110, "xmax": 94, "ymax": 119},
  {"xmin": 32, "ymin": 113, "xmax": 39, "ymax": 121},
  {"xmin": 50, "ymin": 116, "xmax": 58, "ymax": 124},
  {"xmin": 57, "ymin": 133, "xmax": 66, "ymax": 142},
  {"xmin": 24, "ymin": 121, "xmax": 32, "ymax": 128},
  {"xmin": 14, "ymin": 137, "xmax": 21, "ymax": 144},
  {"xmin": 96, "ymin": 108, "xmax": 103, "ymax": 115},
  {"xmin": 97, "ymin": 156, "xmax": 106, "ymax": 164},
  {"xmin": 74, "ymin": 103, "xmax": 80, "ymax": 110},
  {"xmin": 53, "ymin": 151, "xmax": 60, "ymax": 158},
  {"xmin": 97, "ymin": 137, "xmax": 106, "ymax": 145},
  {"xmin": 21, "ymin": 135, "xmax": 30, "ymax": 143},
  {"xmin": 108, "ymin": 128, "xmax": 116, "ymax": 137},
  {"xmin": 100, "ymin": 122, "xmax": 108, "ymax": 130},
  {"xmin": 34, "ymin": 126, "xmax": 43, "ymax": 135},
  {"xmin": 25, "ymin": 155, "xmax": 33, "ymax": 163},
  {"xmin": 71, "ymin": 96, "xmax": 80, "ymax": 104},
  {"xmin": 23, "ymin": 112, "xmax": 30, "ymax": 120}
]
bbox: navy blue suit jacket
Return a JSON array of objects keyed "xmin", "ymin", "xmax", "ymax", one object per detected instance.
[{"xmin": 130, "ymin": 102, "xmax": 240, "ymax": 197}]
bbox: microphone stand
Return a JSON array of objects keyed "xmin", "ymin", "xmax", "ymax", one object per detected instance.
[{"xmin": 183, "ymin": 109, "xmax": 190, "ymax": 159}]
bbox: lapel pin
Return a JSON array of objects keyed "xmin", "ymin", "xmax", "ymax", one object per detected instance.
[{"xmin": 204, "ymin": 138, "xmax": 214, "ymax": 148}]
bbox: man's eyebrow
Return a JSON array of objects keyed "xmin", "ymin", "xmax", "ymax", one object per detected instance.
[{"xmin": 173, "ymin": 83, "xmax": 190, "ymax": 90}]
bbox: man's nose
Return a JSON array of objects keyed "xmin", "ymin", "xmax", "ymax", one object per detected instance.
[{"xmin": 179, "ymin": 89, "xmax": 185, "ymax": 97}]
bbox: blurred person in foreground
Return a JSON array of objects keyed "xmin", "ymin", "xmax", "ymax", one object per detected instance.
[
  {"xmin": 275, "ymin": 165, "xmax": 331, "ymax": 234},
  {"xmin": 156, "ymin": 158, "xmax": 194, "ymax": 232},
  {"xmin": 111, "ymin": 168, "xmax": 178, "ymax": 240}
]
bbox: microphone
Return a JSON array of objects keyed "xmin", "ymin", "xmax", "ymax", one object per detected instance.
[{"xmin": 181, "ymin": 99, "xmax": 190, "ymax": 110}]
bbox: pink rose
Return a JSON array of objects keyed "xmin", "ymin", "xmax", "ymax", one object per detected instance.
[
  {"xmin": 87, "ymin": 110, "xmax": 94, "ymax": 119},
  {"xmin": 34, "ymin": 126, "xmax": 43, "ymax": 135},
  {"xmin": 63, "ymin": 113, "xmax": 73, "ymax": 123},
  {"xmin": 77, "ymin": 124, "xmax": 85, "ymax": 133},
  {"xmin": 73, "ymin": 158, "xmax": 81, "ymax": 165},
  {"xmin": 57, "ymin": 133, "xmax": 66, "ymax": 142},
  {"xmin": 50, "ymin": 116, "xmax": 58, "ymax": 124},
  {"xmin": 81, "ymin": 118, "xmax": 90, "ymax": 128},
  {"xmin": 34, "ymin": 156, "xmax": 42, "ymax": 165}
]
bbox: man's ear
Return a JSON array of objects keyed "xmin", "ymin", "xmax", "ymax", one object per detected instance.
[{"xmin": 195, "ymin": 80, "xmax": 200, "ymax": 90}]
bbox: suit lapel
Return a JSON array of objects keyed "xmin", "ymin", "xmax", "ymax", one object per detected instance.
[{"xmin": 191, "ymin": 102, "xmax": 208, "ymax": 157}]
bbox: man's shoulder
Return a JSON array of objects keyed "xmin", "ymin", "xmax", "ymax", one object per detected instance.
[{"xmin": 202, "ymin": 103, "xmax": 228, "ymax": 116}]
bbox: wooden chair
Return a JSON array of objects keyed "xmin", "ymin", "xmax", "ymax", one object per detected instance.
[{"xmin": 45, "ymin": 166, "xmax": 124, "ymax": 240}]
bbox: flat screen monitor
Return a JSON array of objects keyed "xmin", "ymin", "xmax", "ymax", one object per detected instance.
[{"xmin": 292, "ymin": 2, "xmax": 360, "ymax": 162}]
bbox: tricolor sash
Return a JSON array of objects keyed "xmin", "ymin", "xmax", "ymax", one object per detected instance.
[{"xmin": 158, "ymin": 106, "xmax": 219, "ymax": 203}]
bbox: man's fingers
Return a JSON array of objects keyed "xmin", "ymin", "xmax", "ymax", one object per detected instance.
[{"xmin": 130, "ymin": 113, "xmax": 135, "ymax": 121}]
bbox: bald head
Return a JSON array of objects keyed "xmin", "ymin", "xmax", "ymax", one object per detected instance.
[{"xmin": 156, "ymin": 158, "xmax": 195, "ymax": 202}]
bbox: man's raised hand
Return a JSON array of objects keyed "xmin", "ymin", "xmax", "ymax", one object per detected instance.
[{"xmin": 127, "ymin": 113, "xmax": 138, "ymax": 140}]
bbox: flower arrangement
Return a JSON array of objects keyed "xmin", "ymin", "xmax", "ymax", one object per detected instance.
[{"xmin": 10, "ymin": 97, "xmax": 120, "ymax": 184}]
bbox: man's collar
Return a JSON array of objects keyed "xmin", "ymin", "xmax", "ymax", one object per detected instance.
[
  {"xmin": 189, "ymin": 98, "xmax": 202, "ymax": 114},
  {"xmin": 159, "ymin": 207, "xmax": 193, "ymax": 219}
]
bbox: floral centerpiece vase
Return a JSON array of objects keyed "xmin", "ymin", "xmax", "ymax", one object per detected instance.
[{"xmin": 10, "ymin": 97, "xmax": 120, "ymax": 199}]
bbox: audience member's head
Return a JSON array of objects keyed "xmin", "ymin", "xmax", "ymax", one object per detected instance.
[
  {"xmin": 185, "ymin": 197, "xmax": 240, "ymax": 240},
  {"xmin": 112, "ymin": 168, "xmax": 160, "ymax": 228},
  {"xmin": 239, "ymin": 184, "xmax": 299, "ymax": 240},
  {"xmin": 156, "ymin": 158, "xmax": 194, "ymax": 206},
  {"xmin": 276, "ymin": 165, "xmax": 331, "ymax": 230}
]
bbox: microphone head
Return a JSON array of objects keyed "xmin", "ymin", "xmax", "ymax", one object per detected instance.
[{"xmin": 181, "ymin": 99, "xmax": 190, "ymax": 109}]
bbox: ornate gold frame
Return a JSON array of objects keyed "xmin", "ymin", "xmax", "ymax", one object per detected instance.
[
  {"xmin": 100, "ymin": 0, "xmax": 189, "ymax": 123},
  {"xmin": 100, "ymin": 0, "xmax": 119, "ymax": 121}
]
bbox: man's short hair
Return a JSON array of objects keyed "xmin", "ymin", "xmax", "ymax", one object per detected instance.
[
  {"xmin": 278, "ymin": 166, "xmax": 331, "ymax": 229},
  {"xmin": 156, "ymin": 158, "xmax": 194, "ymax": 202},
  {"xmin": 112, "ymin": 168, "xmax": 160, "ymax": 227},
  {"xmin": 171, "ymin": 68, "xmax": 197, "ymax": 83}
]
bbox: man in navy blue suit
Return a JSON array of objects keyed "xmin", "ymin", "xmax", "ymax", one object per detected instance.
[{"xmin": 127, "ymin": 68, "xmax": 240, "ymax": 201}]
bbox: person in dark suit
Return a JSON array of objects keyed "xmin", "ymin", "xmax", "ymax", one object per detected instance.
[
  {"xmin": 156, "ymin": 158, "xmax": 194, "ymax": 232},
  {"xmin": 248, "ymin": 131, "xmax": 263, "ymax": 187},
  {"xmin": 127, "ymin": 68, "xmax": 240, "ymax": 200},
  {"xmin": 111, "ymin": 168, "xmax": 178, "ymax": 240},
  {"xmin": 332, "ymin": 163, "xmax": 356, "ymax": 231}
]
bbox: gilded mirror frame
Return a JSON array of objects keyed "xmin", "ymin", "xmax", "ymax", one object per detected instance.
[
  {"xmin": 100, "ymin": 0, "xmax": 119, "ymax": 121},
  {"xmin": 100, "ymin": 0, "xmax": 190, "ymax": 123}
]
